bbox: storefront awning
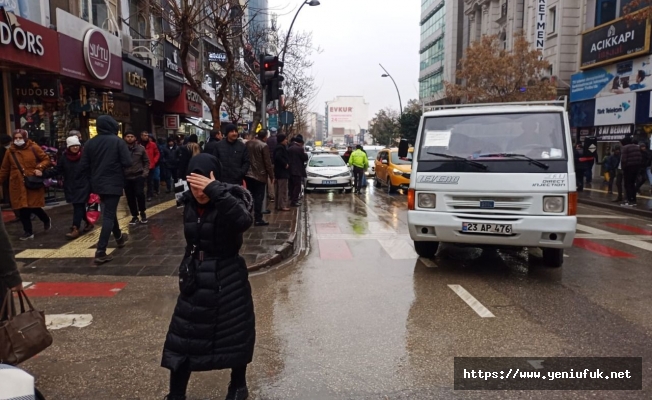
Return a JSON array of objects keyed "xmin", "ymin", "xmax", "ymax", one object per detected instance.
[{"xmin": 183, "ymin": 117, "xmax": 213, "ymax": 130}]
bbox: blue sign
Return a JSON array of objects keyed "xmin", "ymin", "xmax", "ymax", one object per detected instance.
[
  {"xmin": 268, "ymin": 115, "xmax": 278, "ymax": 129},
  {"xmin": 570, "ymin": 55, "xmax": 652, "ymax": 103},
  {"xmin": 280, "ymin": 111, "xmax": 294, "ymax": 126}
]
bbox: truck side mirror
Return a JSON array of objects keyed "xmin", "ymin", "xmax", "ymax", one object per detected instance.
[{"xmin": 398, "ymin": 139, "xmax": 409, "ymax": 158}]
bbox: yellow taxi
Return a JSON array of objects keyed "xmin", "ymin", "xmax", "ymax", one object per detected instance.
[{"xmin": 374, "ymin": 148, "xmax": 413, "ymax": 193}]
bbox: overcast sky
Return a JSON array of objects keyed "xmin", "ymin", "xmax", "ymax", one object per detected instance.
[{"xmin": 266, "ymin": 0, "xmax": 420, "ymax": 120}]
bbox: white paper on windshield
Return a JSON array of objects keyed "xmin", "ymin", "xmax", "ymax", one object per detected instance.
[
  {"xmin": 550, "ymin": 148, "xmax": 562, "ymax": 158},
  {"xmin": 423, "ymin": 130, "xmax": 451, "ymax": 147}
]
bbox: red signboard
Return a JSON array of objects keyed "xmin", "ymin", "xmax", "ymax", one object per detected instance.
[
  {"xmin": 164, "ymin": 85, "xmax": 203, "ymax": 118},
  {"xmin": 83, "ymin": 28, "xmax": 111, "ymax": 80},
  {"xmin": 0, "ymin": 11, "xmax": 60, "ymax": 73},
  {"xmin": 164, "ymin": 115, "xmax": 180, "ymax": 130},
  {"xmin": 58, "ymin": 33, "xmax": 122, "ymax": 90}
]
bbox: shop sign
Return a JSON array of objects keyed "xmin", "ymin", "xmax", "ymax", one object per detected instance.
[
  {"xmin": 122, "ymin": 61, "xmax": 149, "ymax": 98},
  {"xmin": 164, "ymin": 40, "xmax": 184, "ymax": 82},
  {"xmin": 594, "ymin": 92, "xmax": 636, "ymax": 126},
  {"xmin": 13, "ymin": 79, "xmax": 58, "ymax": 98},
  {"xmin": 56, "ymin": 9, "xmax": 121, "ymax": 90},
  {"xmin": 580, "ymin": 10, "xmax": 650, "ymax": 70},
  {"xmin": 164, "ymin": 115, "xmax": 180, "ymax": 130},
  {"xmin": 0, "ymin": 10, "xmax": 59, "ymax": 72},
  {"xmin": 596, "ymin": 124, "xmax": 632, "ymax": 141},
  {"xmin": 186, "ymin": 88, "xmax": 202, "ymax": 114},
  {"xmin": 208, "ymin": 51, "xmax": 227, "ymax": 63},
  {"xmin": 83, "ymin": 28, "xmax": 111, "ymax": 80},
  {"xmin": 570, "ymin": 55, "xmax": 652, "ymax": 102},
  {"xmin": 535, "ymin": 0, "xmax": 547, "ymax": 51}
]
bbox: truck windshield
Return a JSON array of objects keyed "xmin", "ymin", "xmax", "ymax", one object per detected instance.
[{"xmin": 418, "ymin": 112, "xmax": 566, "ymax": 161}]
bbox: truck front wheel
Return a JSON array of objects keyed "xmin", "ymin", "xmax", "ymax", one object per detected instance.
[
  {"xmin": 541, "ymin": 248, "xmax": 564, "ymax": 268},
  {"xmin": 414, "ymin": 241, "xmax": 439, "ymax": 258}
]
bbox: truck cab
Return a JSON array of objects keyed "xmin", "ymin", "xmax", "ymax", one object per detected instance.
[{"xmin": 404, "ymin": 100, "xmax": 577, "ymax": 268}]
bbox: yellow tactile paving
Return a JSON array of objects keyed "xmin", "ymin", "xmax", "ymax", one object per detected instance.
[{"xmin": 15, "ymin": 199, "xmax": 177, "ymax": 259}]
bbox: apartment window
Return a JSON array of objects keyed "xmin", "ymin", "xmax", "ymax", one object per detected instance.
[
  {"xmin": 81, "ymin": 0, "xmax": 118, "ymax": 32},
  {"xmin": 594, "ymin": 0, "xmax": 643, "ymax": 26},
  {"xmin": 548, "ymin": 7, "xmax": 556, "ymax": 34}
]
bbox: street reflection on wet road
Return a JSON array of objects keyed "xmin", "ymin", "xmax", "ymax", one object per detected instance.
[{"xmin": 248, "ymin": 184, "xmax": 652, "ymax": 399}]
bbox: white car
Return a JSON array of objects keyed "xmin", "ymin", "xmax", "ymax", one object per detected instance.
[
  {"xmin": 306, "ymin": 153, "xmax": 353, "ymax": 193},
  {"xmin": 363, "ymin": 146, "xmax": 385, "ymax": 176}
]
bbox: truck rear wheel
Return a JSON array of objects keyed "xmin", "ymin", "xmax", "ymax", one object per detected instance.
[
  {"xmin": 414, "ymin": 241, "xmax": 439, "ymax": 258},
  {"xmin": 542, "ymin": 248, "xmax": 563, "ymax": 268}
]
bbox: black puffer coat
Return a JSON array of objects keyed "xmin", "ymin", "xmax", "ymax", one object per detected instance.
[
  {"xmin": 621, "ymin": 143, "xmax": 643, "ymax": 170},
  {"xmin": 79, "ymin": 116, "xmax": 131, "ymax": 196},
  {"xmin": 162, "ymin": 178, "xmax": 255, "ymax": 372},
  {"xmin": 212, "ymin": 139, "xmax": 250, "ymax": 185},
  {"xmin": 43, "ymin": 150, "xmax": 91, "ymax": 204}
]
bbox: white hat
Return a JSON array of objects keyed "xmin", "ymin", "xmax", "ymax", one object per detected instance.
[{"xmin": 66, "ymin": 136, "xmax": 81, "ymax": 148}]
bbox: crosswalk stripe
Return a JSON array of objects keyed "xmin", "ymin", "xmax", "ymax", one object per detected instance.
[
  {"xmin": 448, "ymin": 285, "xmax": 495, "ymax": 318},
  {"xmin": 378, "ymin": 239, "xmax": 419, "ymax": 260}
]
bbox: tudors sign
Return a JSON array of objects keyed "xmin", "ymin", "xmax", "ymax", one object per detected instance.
[
  {"xmin": 580, "ymin": 11, "xmax": 651, "ymax": 70},
  {"xmin": 0, "ymin": 11, "xmax": 60, "ymax": 73}
]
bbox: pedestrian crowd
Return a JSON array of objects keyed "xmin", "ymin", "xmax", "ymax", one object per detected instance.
[
  {"xmin": 575, "ymin": 135, "xmax": 652, "ymax": 207},
  {"xmin": 0, "ymin": 116, "xmax": 317, "ymax": 400}
]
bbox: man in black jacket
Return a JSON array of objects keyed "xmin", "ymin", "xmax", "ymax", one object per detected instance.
[
  {"xmin": 203, "ymin": 129, "xmax": 223, "ymax": 157},
  {"xmin": 212, "ymin": 124, "xmax": 250, "ymax": 185},
  {"xmin": 288, "ymin": 135, "xmax": 308, "ymax": 206},
  {"xmin": 620, "ymin": 136, "xmax": 644, "ymax": 206},
  {"xmin": 123, "ymin": 131, "xmax": 150, "ymax": 225},
  {"xmin": 79, "ymin": 115, "xmax": 131, "ymax": 264}
]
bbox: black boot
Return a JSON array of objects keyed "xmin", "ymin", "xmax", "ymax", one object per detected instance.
[{"xmin": 225, "ymin": 383, "xmax": 249, "ymax": 400}]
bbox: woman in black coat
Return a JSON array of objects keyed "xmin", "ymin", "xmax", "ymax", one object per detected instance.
[
  {"xmin": 162, "ymin": 154, "xmax": 255, "ymax": 400},
  {"xmin": 39, "ymin": 135, "xmax": 92, "ymax": 239}
]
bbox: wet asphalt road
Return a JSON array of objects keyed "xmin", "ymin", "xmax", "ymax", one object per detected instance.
[{"xmin": 17, "ymin": 182, "xmax": 652, "ymax": 399}]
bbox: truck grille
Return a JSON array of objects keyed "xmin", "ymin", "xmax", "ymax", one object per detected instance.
[{"xmin": 446, "ymin": 195, "xmax": 532, "ymax": 212}]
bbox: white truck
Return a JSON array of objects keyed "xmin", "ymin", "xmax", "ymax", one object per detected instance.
[{"xmin": 404, "ymin": 100, "xmax": 577, "ymax": 268}]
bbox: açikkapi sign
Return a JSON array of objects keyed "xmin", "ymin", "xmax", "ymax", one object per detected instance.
[{"xmin": 535, "ymin": 0, "xmax": 547, "ymax": 52}]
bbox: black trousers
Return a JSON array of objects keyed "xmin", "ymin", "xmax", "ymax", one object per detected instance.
[
  {"xmin": 169, "ymin": 364, "xmax": 247, "ymax": 396},
  {"xmin": 575, "ymin": 169, "xmax": 585, "ymax": 192},
  {"xmin": 353, "ymin": 166, "xmax": 364, "ymax": 192},
  {"xmin": 289, "ymin": 175, "xmax": 302, "ymax": 203},
  {"xmin": 624, "ymin": 168, "xmax": 639, "ymax": 203},
  {"xmin": 615, "ymin": 169, "xmax": 624, "ymax": 200},
  {"xmin": 245, "ymin": 177, "xmax": 266, "ymax": 222},
  {"xmin": 97, "ymin": 194, "xmax": 122, "ymax": 254},
  {"xmin": 19, "ymin": 207, "xmax": 49, "ymax": 235},
  {"xmin": 147, "ymin": 170, "xmax": 158, "ymax": 197},
  {"xmin": 124, "ymin": 177, "xmax": 146, "ymax": 217},
  {"xmin": 72, "ymin": 203, "xmax": 89, "ymax": 228}
]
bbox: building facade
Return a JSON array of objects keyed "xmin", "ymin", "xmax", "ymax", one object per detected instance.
[
  {"xmin": 419, "ymin": 0, "xmax": 465, "ymax": 104},
  {"xmin": 569, "ymin": 0, "xmax": 652, "ymax": 167},
  {"xmin": 463, "ymin": 0, "xmax": 582, "ymax": 98},
  {"xmin": 247, "ymin": 0, "xmax": 269, "ymax": 55},
  {"xmin": 0, "ymin": 0, "xmax": 256, "ymax": 146},
  {"xmin": 325, "ymin": 96, "xmax": 369, "ymax": 145}
]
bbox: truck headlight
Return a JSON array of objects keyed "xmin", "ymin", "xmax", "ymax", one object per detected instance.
[
  {"xmin": 543, "ymin": 196, "xmax": 565, "ymax": 213},
  {"xmin": 418, "ymin": 193, "xmax": 436, "ymax": 208},
  {"xmin": 392, "ymin": 168, "xmax": 403, "ymax": 176}
]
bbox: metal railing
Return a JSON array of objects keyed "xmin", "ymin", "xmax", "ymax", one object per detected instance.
[{"xmin": 423, "ymin": 97, "xmax": 568, "ymax": 112}]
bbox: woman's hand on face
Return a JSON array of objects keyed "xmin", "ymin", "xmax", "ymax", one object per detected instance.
[
  {"xmin": 187, "ymin": 171, "xmax": 216, "ymax": 192},
  {"xmin": 34, "ymin": 170, "xmax": 43, "ymax": 177}
]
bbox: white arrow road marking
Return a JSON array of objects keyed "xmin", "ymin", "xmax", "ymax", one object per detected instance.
[
  {"xmin": 528, "ymin": 360, "xmax": 545, "ymax": 369},
  {"xmin": 448, "ymin": 285, "xmax": 495, "ymax": 318},
  {"xmin": 419, "ymin": 258, "xmax": 438, "ymax": 268},
  {"xmin": 22, "ymin": 282, "xmax": 33, "ymax": 289},
  {"xmin": 45, "ymin": 314, "xmax": 93, "ymax": 330}
]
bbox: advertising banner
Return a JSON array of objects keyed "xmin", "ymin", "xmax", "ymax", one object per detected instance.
[
  {"xmin": 329, "ymin": 106, "xmax": 353, "ymax": 123},
  {"xmin": 570, "ymin": 55, "xmax": 652, "ymax": 102},
  {"xmin": 580, "ymin": 10, "xmax": 650, "ymax": 70},
  {"xmin": 594, "ymin": 92, "xmax": 636, "ymax": 126}
]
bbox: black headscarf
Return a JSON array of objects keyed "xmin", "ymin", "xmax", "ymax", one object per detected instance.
[{"xmin": 186, "ymin": 153, "xmax": 222, "ymax": 181}]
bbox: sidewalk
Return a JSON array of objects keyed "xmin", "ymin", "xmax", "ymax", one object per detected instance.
[
  {"xmin": 3, "ymin": 192, "xmax": 302, "ymax": 276},
  {"xmin": 578, "ymin": 186, "xmax": 652, "ymax": 218}
]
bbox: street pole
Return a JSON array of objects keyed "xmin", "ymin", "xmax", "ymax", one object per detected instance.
[
  {"xmin": 279, "ymin": 1, "xmax": 320, "ymax": 76},
  {"xmin": 379, "ymin": 63, "xmax": 403, "ymax": 116},
  {"xmin": 261, "ymin": 85, "xmax": 267, "ymax": 130}
]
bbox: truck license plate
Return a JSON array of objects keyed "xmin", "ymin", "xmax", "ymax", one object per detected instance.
[
  {"xmin": 322, "ymin": 180, "xmax": 337, "ymax": 185},
  {"xmin": 462, "ymin": 222, "xmax": 512, "ymax": 235}
]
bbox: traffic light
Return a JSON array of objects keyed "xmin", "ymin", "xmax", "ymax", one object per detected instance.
[
  {"xmin": 267, "ymin": 75, "xmax": 285, "ymax": 101},
  {"xmin": 259, "ymin": 55, "xmax": 283, "ymax": 87}
]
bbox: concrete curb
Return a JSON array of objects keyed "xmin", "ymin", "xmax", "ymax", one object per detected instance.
[
  {"xmin": 247, "ymin": 206, "xmax": 305, "ymax": 272},
  {"xmin": 578, "ymin": 198, "xmax": 652, "ymax": 219}
]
